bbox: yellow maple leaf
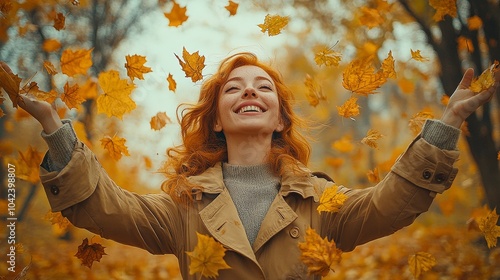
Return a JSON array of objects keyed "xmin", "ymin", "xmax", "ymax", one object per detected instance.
[
  {"xmin": 225, "ymin": 0, "xmax": 238, "ymax": 16},
  {"xmin": 258, "ymin": 14, "xmax": 289, "ymax": 36},
  {"xmin": 478, "ymin": 207, "xmax": 500, "ymax": 248},
  {"xmin": 53, "ymin": 12, "xmax": 65, "ymax": 30},
  {"xmin": 42, "ymin": 39, "xmax": 62, "ymax": 52},
  {"xmin": 186, "ymin": 232, "xmax": 231, "ymax": 278},
  {"xmin": 150, "ymin": 111, "xmax": 171, "ymax": 131},
  {"xmin": 167, "ymin": 73, "xmax": 176, "ymax": 92},
  {"xmin": 61, "ymin": 82, "xmax": 85, "ymax": 109},
  {"xmin": 332, "ymin": 135, "xmax": 354, "ymax": 153},
  {"xmin": 381, "ymin": 50, "xmax": 396, "ymax": 78},
  {"xmin": 304, "ymin": 74, "xmax": 326, "ymax": 107},
  {"xmin": 298, "ymin": 228, "xmax": 342, "ymax": 276},
  {"xmin": 124, "ymin": 54, "xmax": 152, "ymax": 81},
  {"xmin": 0, "ymin": 61, "xmax": 23, "ymax": 108},
  {"xmin": 97, "ymin": 70, "xmax": 136, "ymax": 119},
  {"xmin": 100, "ymin": 135, "xmax": 130, "ymax": 161},
  {"xmin": 408, "ymin": 252, "xmax": 436, "ymax": 279},
  {"xmin": 314, "ymin": 45, "xmax": 342, "ymax": 67},
  {"xmin": 164, "ymin": 1, "xmax": 188, "ymax": 27},
  {"xmin": 342, "ymin": 56, "xmax": 387, "ymax": 95},
  {"xmin": 317, "ymin": 185, "xmax": 348, "ymax": 213},
  {"xmin": 175, "ymin": 47, "xmax": 205, "ymax": 83},
  {"xmin": 470, "ymin": 61, "xmax": 499, "ymax": 93},
  {"xmin": 361, "ymin": 129, "xmax": 383, "ymax": 149},
  {"xmin": 429, "ymin": 0, "xmax": 457, "ymax": 22},
  {"xmin": 410, "ymin": 49, "xmax": 429, "ymax": 62},
  {"xmin": 60, "ymin": 48, "xmax": 93, "ymax": 77},
  {"xmin": 367, "ymin": 167, "xmax": 380, "ymax": 183},
  {"xmin": 337, "ymin": 96, "xmax": 360, "ymax": 119},
  {"xmin": 44, "ymin": 211, "xmax": 70, "ymax": 230},
  {"xmin": 468, "ymin": 15, "xmax": 483, "ymax": 30},
  {"xmin": 74, "ymin": 238, "xmax": 107, "ymax": 268},
  {"xmin": 408, "ymin": 110, "xmax": 434, "ymax": 135},
  {"xmin": 358, "ymin": 6, "xmax": 384, "ymax": 28}
]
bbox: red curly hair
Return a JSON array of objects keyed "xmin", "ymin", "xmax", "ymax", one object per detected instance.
[{"xmin": 161, "ymin": 52, "xmax": 311, "ymax": 203}]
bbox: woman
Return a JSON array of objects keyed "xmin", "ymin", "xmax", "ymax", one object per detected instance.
[{"xmin": 6, "ymin": 53, "xmax": 499, "ymax": 279}]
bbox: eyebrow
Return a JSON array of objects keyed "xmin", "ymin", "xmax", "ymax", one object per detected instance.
[{"xmin": 224, "ymin": 76, "xmax": 274, "ymax": 85}]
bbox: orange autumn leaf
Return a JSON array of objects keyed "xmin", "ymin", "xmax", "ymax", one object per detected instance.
[
  {"xmin": 60, "ymin": 48, "xmax": 93, "ymax": 77},
  {"xmin": 367, "ymin": 167, "xmax": 380, "ymax": 183},
  {"xmin": 325, "ymin": 156, "xmax": 344, "ymax": 169},
  {"xmin": 429, "ymin": 0, "xmax": 457, "ymax": 22},
  {"xmin": 317, "ymin": 185, "xmax": 348, "ymax": 213},
  {"xmin": 314, "ymin": 45, "xmax": 342, "ymax": 67},
  {"xmin": 468, "ymin": 15, "xmax": 483, "ymax": 30},
  {"xmin": 44, "ymin": 211, "xmax": 70, "ymax": 230},
  {"xmin": 332, "ymin": 135, "xmax": 354, "ymax": 153},
  {"xmin": 478, "ymin": 207, "xmax": 500, "ymax": 248},
  {"xmin": 410, "ymin": 49, "xmax": 429, "ymax": 62},
  {"xmin": 358, "ymin": 6, "xmax": 384, "ymax": 28},
  {"xmin": 361, "ymin": 129, "xmax": 383, "ymax": 149},
  {"xmin": 97, "ymin": 70, "xmax": 136, "ymax": 119},
  {"xmin": 43, "ymin": 61, "xmax": 57, "ymax": 75},
  {"xmin": 74, "ymin": 238, "xmax": 107, "ymax": 268},
  {"xmin": 16, "ymin": 146, "xmax": 43, "ymax": 184},
  {"xmin": 470, "ymin": 61, "xmax": 499, "ymax": 93},
  {"xmin": 440, "ymin": 95, "xmax": 450, "ymax": 106},
  {"xmin": 20, "ymin": 82, "xmax": 57, "ymax": 104},
  {"xmin": 298, "ymin": 228, "xmax": 342, "ymax": 276},
  {"xmin": 381, "ymin": 50, "xmax": 396, "ymax": 79},
  {"xmin": 0, "ymin": 61, "xmax": 23, "ymax": 108},
  {"xmin": 61, "ymin": 82, "xmax": 85, "ymax": 109},
  {"xmin": 337, "ymin": 96, "xmax": 360, "ymax": 119},
  {"xmin": 79, "ymin": 79, "xmax": 98, "ymax": 100},
  {"xmin": 342, "ymin": 56, "xmax": 387, "ymax": 95},
  {"xmin": 150, "ymin": 111, "xmax": 172, "ymax": 131},
  {"xmin": 100, "ymin": 135, "xmax": 130, "ymax": 161},
  {"xmin": 258, "ymin": 14, "xmax": 289, "ymax": 36},
  {"xmin": 42, "ymin": 39, "xmax": 62, "ymax": 52},
  {"xmin": 167, "ymin": 73, "xmax": 176, "ymax": 92},
  {"xmin": 408, "ymin": 252, "xmax": 436, "ymax": 278},
  {"xmin": 457, "ymin": 36, "xmax": 474, "ymax": 52},
  {"xmin": 164, "ymin": 1, "xmax": 188, "ymax": 27},
  {"xmin": 175, "ymin": 47, "xmax": 205, "ymax": 83},
  {"xmin": 304, "ymin": 74, "xmax": 325, "ymax": 107},
  {"xmin": 397, "ymin": 77, "xmax": 415, "ymax": 94},
  {"xmin": 186, "ymin": 232, "xmax": 231, "ymax": 278},
  {"xmin": 225, "ymin": 0, "xmax": 238, "ymax": 16},
  {"xmin": 53, "ymin": 12, "xmax": 65, "ymax": 30},
  {"xmin": 124, "ymin": 54, "xmax": 152, "ymax": 81},
  {"xmin": 408, "ymin": 110, "xmax": 434, "ymax": 135}
]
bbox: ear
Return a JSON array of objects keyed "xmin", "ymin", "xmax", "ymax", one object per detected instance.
[
  {"xmin": 275, "ymin": 118, "xmax": 284, "ymax": 132},
  {"xmin": 214, "ymin": 118, "xmax": 223, "ymax": 132}
]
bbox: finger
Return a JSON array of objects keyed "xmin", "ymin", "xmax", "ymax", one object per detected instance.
[{"xmin": 457, "ymin": 68, "xmax": 474, "ymax": 90}]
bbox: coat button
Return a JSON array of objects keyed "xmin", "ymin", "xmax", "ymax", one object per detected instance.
[
  {"xmin": 50, "ymin": 186, "xmax": 60, "ymax": 195},
  {"xmin": 289, "ymin": 226, "xmax": 300, "ymax": 238},
  {"xmin": 435, "ymin": 173, "xmax": 446, "ymax": 183},
  {"xmin": 422, "ymin": 170, "xmax": 432, "ymax": 180}
]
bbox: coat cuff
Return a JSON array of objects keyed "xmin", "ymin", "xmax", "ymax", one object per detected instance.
[{"xmin": 39, "ymin": 141, "xmax": 99, "ymax": 212}]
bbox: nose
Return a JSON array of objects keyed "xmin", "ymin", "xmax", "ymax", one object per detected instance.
[{"xmin": 243, "ymin": 87, "xmax": 257, "ymax": 98}]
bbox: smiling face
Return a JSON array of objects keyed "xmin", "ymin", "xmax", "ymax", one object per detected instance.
[{"xmin": 214, "ymin": 65, "xmax": 284, "ymax": 137}]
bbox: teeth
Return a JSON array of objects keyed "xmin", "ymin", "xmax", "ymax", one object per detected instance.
[{"xmin": 238, "ymin": 105, "xmax": 262, "ymax": 114}]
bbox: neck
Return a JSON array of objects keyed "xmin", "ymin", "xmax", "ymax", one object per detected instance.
[{"xmin": 225, "ymin": 133, "xmax": 273, "ymax": 165}]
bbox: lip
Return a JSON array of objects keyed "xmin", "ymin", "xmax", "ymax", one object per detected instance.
[{"xmin": 234, "ymin": 101, "xmax": 267, "ymax": 114}]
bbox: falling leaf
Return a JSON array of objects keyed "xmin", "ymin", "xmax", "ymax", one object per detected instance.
[
  {"xmin": 468, "ymin": 16, "xmax": 483, "ymax": 30},
  {"xmin": 342, "ymin": 56, "xmax": 387, "ymax": 95},
  {"xmin": 457, "ymin": 36, "xmax": 474, "ymax": 52},
  {"xmin": 20, "ymin": 82, "xmax": 57, "ymax": 104},
  {"xmin": 44, "ymin": 211, "xmax": 70, "ymax": 230},
  {"xmin": 16, "ymin": 146, "xmax": 43, "ymax": 184},
  {"xmin": 60, "ymin": 48, "xmax": 93, "ymax": 77},
  {"xmin": 429, "ymin": 0, "xmax": 457, "ymax": 22},
  {"xmin": 410, "ymin": 49, "xmax": 429, "ymax": 62},
  {"xmin": 408, "ymin": 110, "xmax": 434, "ymax": 135},
  {"xmin": 361, "ymin": 129, "xmax": 383, "ymax": 149},
  {"xmin": 397, "ymin": 77, "xmax": 415, "ymax": 94},
  {"xmin": 150, "ymin": 111, "xmax": 171, "ymax": 130},
  {"xmin": 258, "ymin": 14, "xmax": 289, "ymax": 36},
  {"xmin": 79, "ymin": 79, "xmax": 98, "ymax": 100},
  {"xmin": 97, "ymin": 70, "xmax": 136, "ymax": 119},
  {"xmin": 325, "ymin": 157, "xmax": 344, "ymax": 169},
  {"xmin": 143, "ymin": 156, "xmax": 153, "ymax": 169},
  {"xmin": 100, "ymin": 135, "xmax": 130, "ymax": 161},
  {"xmin": 298, "ymin": 228, "xmax": 342, "ymax": 276},
  {"xmin": 317, "ymin": 185, "xmax": 348, "ymax": 213},
  {"xmin": 164, "ymin": 1, "xmax": 188, "ymax": 27},
  {"xmin": 332, "ymin": 135, "xmax": 354, "ymax": 153},
  {"xmin": 440, "ymin": 95, "xmax": 450, "ymax": 105},
  {"xmin": 174, "ymin": 47, "xmax": 205, "ymax": 83},
  {"xmin": 167, "ymin": 73, "xmax": 176, "ymax": 92},
  {"xmin": 470, "ymin": 61, "xmax": 499, "ymax": 93},
  {"xmin": 304, "ymin": 74, "xmax": 325, "ymax": 107},
  {"xmin": 225, "ymin": 0, "xmax": 238, "ymax": 16},
  {"xmin": 61, "ymin": 82, "xmax": 84, "ymax": 109},
  {"xmin": 358, "ymin": 6, "xmax": 384, "ymax": 28},
  {"xmin": 186, "ymin": 232, "xmax": 231, "ymax": 278},
  {"xmin": 53, "ymin": 12, "xmax": 65, "ymax": 30},
  {"xmin": 42, "ymin": 39, "xmax": 62, "ymax": 52},
  {"xmin": 74, "ymin": 238, "xmax": 107, "ymax": 268},
  {"xmin": 0, "ymin": 61, "xmax": 23, "ymax": 108},
  {"xmin": 478, "ymin": 207, "xmax": 500, "ymax": 248},
  {"xmin": 43, "ymin": 61, "xmax": 57, "ymax": 75},
  {"xmin": 381, "ymin": 50, "xmax": 396, "ymax": 78},
  {"xmin": 337, "ymin": 96, "xmax": 360, "ymax": 119},
  {"xmin": 408, "ymin": 252, "xmax": 436, "ymax": 279},
  {"xmin": 124, "ymin": 54, "xmax": 152, "ymax": 81},
  {"xmin": 314, "ymin": 45, "xmax": 342, "ymax": 67},
  {"xmin": 367, "ymin": 167, "xmax": 380, "ymax": 183}
]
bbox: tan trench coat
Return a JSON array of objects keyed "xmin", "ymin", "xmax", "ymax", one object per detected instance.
[{"xmin": 40, "ymin": 135, "xmax": 459, "ymax": 279}]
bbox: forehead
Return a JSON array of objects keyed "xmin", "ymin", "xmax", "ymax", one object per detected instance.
[{"xmin": 227, "ymin": 65, "xmax": 274, "ymax": 82}]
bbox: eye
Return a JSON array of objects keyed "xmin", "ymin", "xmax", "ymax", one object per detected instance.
[
  {"xmin": 259, "ymin": 85, "xmax": 273, "ymax": 91},
  {"xmin": 225, "ymin": 86, "xmax": 239, "ymax": 93}
]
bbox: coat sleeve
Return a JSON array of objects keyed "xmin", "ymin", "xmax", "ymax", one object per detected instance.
[
  {"xmin": 327, "ymin": 135, "xmax": 459, "ymax": 252},
  {"xmin": 39, "ymin": 140, "xmax": 184, "ymax": 255}
]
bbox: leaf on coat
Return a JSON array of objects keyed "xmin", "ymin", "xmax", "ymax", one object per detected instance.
[
  {"xmin": 225, "ymin": 0, "xmax": 238, "ymax": 16},
  {"xmin": 174, "ymin": 47, "xmax": 205, "ymax": 83},
  {"xmin": 298, "ymin": 228, "xmax": 342, "ymax": 276},
  {"xmin": 314, "ymin": 44, "xmax": 342, "ymax": 67},
  {"xmin": 317, "ymin": 185, "xmax": 348, "ymax": 213},
  {"xmin": 337, "ymin": 96, "xmax": 360, "ymax": 119},
  {"xmin": 61, "ymin": 82, "xmax": 85, "ymax": 109},
  {"xmin": 469, "ymin": 60, "xmax": 499, "ymax": 93},
  {"xmin": 0, "ymin": 61, "xmax": 23, "ymax": 108},
  {"xmin": 408, "ymin": 110, "xmax": 434, "ymax": 135},
  {"xmin": 478, "ymin": 207, "xmax": 500, "ymax": 248},
  {"xmin": 408, "ymin": 252, "xmax": 436, "ymax": 279},
  {"xmin": 164, "ymin": 1, "xmax": 188, "ymax": 27},
  {"xmin": 429, "ymin": 0, "xmax": 457, "ymax": 22},
  {"xmin": 167, "ymin": 73, "xmax": 176, "ymax": 92},
  {"xmin": 342, "ymin": 55, "xmax": 387, "ymax": 95},
  {"xmin": 44, "ymin": 211, "xmax": 70, "ymax": 230},
  {"xmin": 186, "ymin": 232, "xmax": 231, "ymax": 278},
  {"xmin": 60, "ymin": 48, "xmax": 93, "ymax": 77},
  {"xmin": 74, "ymin": 238, "xmax": 107, "ymax": 268},
  {"xmin": 361, "ymin": 129, "xmax": 383, "ymax": 149},
  {"xmin": 258, "ymin": 14, "xmax": 289, "ymax": 36},
  {"xmin": 150, "ymin": 111, "xmax": 172, "ymax": 131},
  {"xmin": 410, "ymin": 49, "xmax": 429, "ymax": 62},
  {"xmin": 97, "ymin": 70, "xmax": 136, "ymax": 119},
  {"xmin": 100, "ymin": 135, "xmax": 130, "ymax": 161},
  {"xmin": 304, "ymin": 74, "xmax": 326, "ymax": 107},
  {"xmin": 124, "ymin": 54, "xmax": 152, "ymax": 81}
]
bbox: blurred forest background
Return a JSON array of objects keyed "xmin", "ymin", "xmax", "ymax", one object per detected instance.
[{"xmin": 0, "ymin": 0, "xmax": 499, "ymax": 279}]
